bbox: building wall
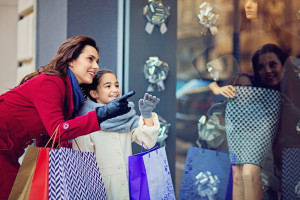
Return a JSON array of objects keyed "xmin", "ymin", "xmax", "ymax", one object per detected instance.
[
  {"xmin": 0, "ymin": 0, "xmax": 18, "ymax": 94},
  {"xmin": 36, "ymin": 0, "xmax": 120, "ymax": 76}
]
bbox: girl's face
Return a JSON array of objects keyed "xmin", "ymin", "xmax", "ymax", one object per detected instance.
[
  {"xmin": 245, "ymin": 0, "xmax": 258, "ymax": 20},
  {"xmin": 91, "ymin": 73, "xmax": 121, "ymax": 104},
  {"xmin": 258, "ymin": 52, "xmax": 284, "ymax": 88},
  {"xmin": 68, "ymin": 45, "xmax": 99, "ymax": 85}
]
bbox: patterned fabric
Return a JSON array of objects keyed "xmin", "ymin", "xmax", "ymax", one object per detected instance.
[
  {"xmin": 179, "ymin": 147, "xmax": 231, "ymax": 200},
  {"xmin": 49, "ymin": 148, "xmax": 106, "ymax": 200},
  {"xmin": 225, "ymin": 86, "xmax": 280, "ymax": 166},
  {"xmin": 282, "ymin": 148, "xmax": 300, "ymax": 200}
]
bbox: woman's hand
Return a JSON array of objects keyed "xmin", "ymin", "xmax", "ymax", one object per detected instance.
[
  {"xmin": 96, "ymin": 91, "xmax": 135, "ymax": 123},
  {"xmin": 138, "ymin": 93, "xmax": 160, "ymax": 118}
]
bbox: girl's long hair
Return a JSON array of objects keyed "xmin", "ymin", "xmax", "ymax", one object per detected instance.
[{"xmin": 19, "ymin": 36, "xmax": 99, "ymax": 85}]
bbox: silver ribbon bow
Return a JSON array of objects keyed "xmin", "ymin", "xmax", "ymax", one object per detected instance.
[
  {"xmin": 195, "ymin": 171, "xmax": 220, "ymax": 199},
  {"xmin": 157, "ymin": 115, "xmax": 171, "ymax": 147},
  {"xmin": 144, "ymin": 57, "xmax": 169, "ymax": 92},
  {"xmin": 296, "ymin": 181, "xmax": 300, "ymax": 197},
  {"xmin": 143, "ymin": 0, "xmax": 170, "ymax": 34},
  {"xmin": 197, "ymin": 2, "xmax": 220, "ymax": 35}
]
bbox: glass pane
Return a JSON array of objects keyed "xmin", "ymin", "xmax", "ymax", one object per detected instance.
[{"xmin": 176, "ymin": 0, "xmax": 300, "ymax": 199}]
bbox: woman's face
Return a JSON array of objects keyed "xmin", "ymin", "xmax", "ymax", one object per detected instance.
[
  {"xmin": 258, "ymin": 52, "xmax": 284, "ymax": 88},
  {"xmin": 245, "ymin": 0, "xmax": 258, "ymax": 20},
  {"xmin": 91, "ymin": 73, "xmax": 121, "ymax": 104},
  {"xmin": 68, "ymin": 45, "xmax": 99, "ymax": 84}
]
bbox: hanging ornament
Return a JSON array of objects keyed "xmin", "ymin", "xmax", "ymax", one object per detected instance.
[
  {"xmin": 144, "ymin": 57, "xmax": 169, "ymax": 92},
  {"xmin": 157, "ymin": 115, "xmax": 171, "ymax": 147},
  {"xmin": 297, "ymin": 120, "xmax": 300, "ymax": 134},
  {"xmin": 194, "ymin": 171, "xmax": 220, "ymax": 200},
  {"xmin": 296, "ymin": 181, "xmax": 300, "ymax": 197},
  {"xmin": 143, "ymin": 0, "xmax": 170, "ymax": 34},
  {"xmin": 197, "ymin": 2, "xmax": 220, "ymax": 36}
]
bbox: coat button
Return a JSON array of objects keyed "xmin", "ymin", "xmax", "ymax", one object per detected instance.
[
  {"xmin": 63, "ymin": 122, "xmax": 69, "ymax": 129},
  {"xmin": 113, "ymin": 136, "xmax": 119, "ymax": 141},
  {"xmin": 121, "ymin": 181, "xmax": 127, "ymax": 187}
]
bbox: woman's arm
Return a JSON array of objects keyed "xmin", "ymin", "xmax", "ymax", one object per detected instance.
[{"xmin": 34, "ymin": 76, "xmax": 100, "ymax": 142}]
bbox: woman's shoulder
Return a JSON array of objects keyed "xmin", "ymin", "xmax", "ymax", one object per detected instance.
[{"xmin": 38, "ymin": 73, "xmax": 65, "ymax": 83}]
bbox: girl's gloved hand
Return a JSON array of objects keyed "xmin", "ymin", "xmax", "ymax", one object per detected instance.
[
  {"xmin": 96, "ymin": 91, "xmax": 135, "ymax": 123},
  {"xmin": 138, "ymin": 93, "xmax": 160, "ymax": 118}
]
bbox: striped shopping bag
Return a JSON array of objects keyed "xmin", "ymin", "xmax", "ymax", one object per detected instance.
[
  {"xmin": 49, "ymin": 147, "xmax": 106, "ymax": 200},
  {"xmin": 282, "ymin": 148, "xmax": 300, "ymax": 200}
]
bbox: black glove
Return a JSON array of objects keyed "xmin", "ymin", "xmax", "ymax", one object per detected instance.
[{"xmin": 96, "ymin": 91, "xmax": 135, "ymax": 123}]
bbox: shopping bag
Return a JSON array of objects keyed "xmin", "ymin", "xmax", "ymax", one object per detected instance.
[
  {"xmin": 179, "ymin": 146, "xmax": 231, "ymax": 200},
  {"xmin": 28, "ymin": 147, "xmax": 50, "ymax": 200},
  {"xmin": 8, "ymin": 146, "xmax": 40, "ymax": 200},
  {"xmin": 281, "ymin": 148, "xmax": 300, "ymax": 200},
  {"xmin": 225, "ymin": 86, "xmax": 281, "ymax": 166},
  {"xmin": 128, "ymin": 146, "xmax": 176, "ymax": 200},
  {"xmin": 48, "ymin": 147, "xmax": 106, "ymax": 200}
]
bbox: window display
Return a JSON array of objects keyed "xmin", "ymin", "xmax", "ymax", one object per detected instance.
[{"xmin": 176, "ymin": 0, "xmax": 300, "ymax": 199}]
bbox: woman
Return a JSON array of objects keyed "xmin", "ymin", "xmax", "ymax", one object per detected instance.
[
  {"xmin": 0, "ymin": 36, "xmax": 133, "ymax": 199},
  {"xmin": 252, "ymin": 43, "xmax": 300, "ymax": 172}
]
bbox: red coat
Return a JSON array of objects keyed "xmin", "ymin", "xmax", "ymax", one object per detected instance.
[{"xmin": 0, "ymin": 73, "xmax": 100, "ymax": 199}]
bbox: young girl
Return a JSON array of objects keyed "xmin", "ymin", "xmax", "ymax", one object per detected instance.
[{"xmin": 72, "ymin": 69, "xmax": 160, "ymax": 200}]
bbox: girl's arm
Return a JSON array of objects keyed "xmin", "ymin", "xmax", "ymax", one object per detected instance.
[
  {"xmin": 209, "ymin": 82, "xmax": 236, "ymax": 98},
  {"xmin": 143, "ymin": 116, "xmax": 154, "ymax": 127},
  {"xmin": 131, "ymin": 113, "xmax": 160, "ymax": 149}
]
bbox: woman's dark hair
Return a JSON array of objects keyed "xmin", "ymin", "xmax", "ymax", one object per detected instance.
[
  {"xmin": 251, "ymin": 43, "xmax": 289, "ymax": 88},
  {"xmin": 19, "ymin": 36, "xmax": 99, "ymax": 85},
  {"xmin": 81, "ymin": 69, "xmax": 115, "ymax": 102}
]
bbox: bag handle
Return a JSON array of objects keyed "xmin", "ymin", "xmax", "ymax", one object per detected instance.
[
  {"xmin": 201, "ymin": 141, "xmax": 220, "ymax": 157},
  {"xmin": 44, "ymin": 125, "xmax": 61, "ymax": 148},
  {"xmin": 141, "ymin": 142, "xmax": 158, "ymax": 157},
  {"xmin": 73, "ymin": 139, "xmax": 82, "ymax": 152}
]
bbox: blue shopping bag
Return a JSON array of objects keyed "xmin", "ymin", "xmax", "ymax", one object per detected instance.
[
  {"xmin": 128, "ymin": 146, "xmax": 176, "ymax": 200},
  {"xmin": 179, "ymin": 146, "xmax": 231, "ymax": 200}
]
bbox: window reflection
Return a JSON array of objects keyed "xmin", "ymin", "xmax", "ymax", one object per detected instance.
[{"xmin": 176, "ymin": 0, "xmax": 300, "ymax": 199}]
